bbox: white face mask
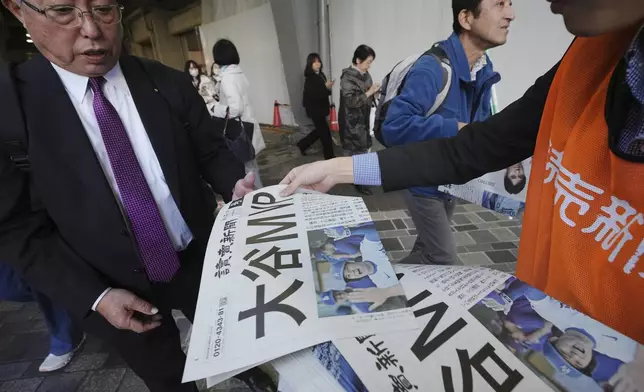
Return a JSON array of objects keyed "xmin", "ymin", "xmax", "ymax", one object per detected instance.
[{"xmin": 189, "ymin": 69, "xmax": 199, "ymax": 77}]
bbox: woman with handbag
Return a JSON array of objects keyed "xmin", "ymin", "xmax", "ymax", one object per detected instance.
[
  {"xmin": 298, "ymin": 53, "xmax": 336, "ymax": 160},
  {"xmin": 210, "ymin": 39, "xmax": 266, "ymax": 189}
]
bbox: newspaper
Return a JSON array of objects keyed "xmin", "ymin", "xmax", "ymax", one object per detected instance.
[
  {"xmin": 439, "ymin": 158, "xmax": 532, "ymax": 218},
  {"xmin": 273, "ymin": 348, "xmax": 346, "ymax": 392},
  {"xmin": 183, "ymin": 186, "xmax": 418, "ymax": 383},
  {"xmin": 437, "ymin": 85, "xmax": 528, "ymax": 218},
  {"xmin": 274, "ymin": 264, "xmax": 644, "ymax": 391}
]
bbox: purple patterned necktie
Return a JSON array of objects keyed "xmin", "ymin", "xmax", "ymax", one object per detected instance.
[{"xmin": 89, "ymin": 77, "xmax": 180, "ymax": 282}]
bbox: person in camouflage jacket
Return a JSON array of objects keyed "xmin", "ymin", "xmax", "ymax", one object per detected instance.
[{"xmin": 339, "ymin": 45, "xmax": 380, "ymax": 156}]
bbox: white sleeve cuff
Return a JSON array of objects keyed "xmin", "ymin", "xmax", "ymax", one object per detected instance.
[{"xmin": 91, "ymin": 288, "xmax": 112, "ymax": 311}]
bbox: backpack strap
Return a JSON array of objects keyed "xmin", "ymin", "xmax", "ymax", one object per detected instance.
[
  {"xmin": 0, "ymin": 62, "xmax": 30, "ymax": 173},
  {"xmin": 393, "ymin": 44, "xmax": 452, "ymax": 118},
  {"xmin": 424, "ymin": 45, "xmax": 452, "ymax": 117}
]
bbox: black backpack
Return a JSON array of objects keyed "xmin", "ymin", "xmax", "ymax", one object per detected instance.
[{"xmin": 373, "ymin": 45, "xmax": 452, "ymax": 147}]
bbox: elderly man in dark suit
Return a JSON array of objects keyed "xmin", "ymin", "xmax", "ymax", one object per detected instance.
[{"xmin": 0, "ymin": 1, "xmax": 271, "ymax": 391}]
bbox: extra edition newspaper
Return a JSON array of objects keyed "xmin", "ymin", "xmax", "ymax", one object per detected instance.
[
  {"xmin": 183, "ymin": 186, "xmax": 418, "ymax": 383},
  {"xmin": 275, "ymin": 265, "xmax": 643, "ymax": 391},
  {"xmin": 439, "ymin": 159, "xmax": 531, "ymax": 218},
  {"xmin": 437, "ymin": 86, "xmax": 530, "ymax": 218}
]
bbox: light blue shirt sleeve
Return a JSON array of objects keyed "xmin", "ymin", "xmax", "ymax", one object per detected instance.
[{"xmin": 352, "ymin": 153, "xmax": 382, "ymax": 186}]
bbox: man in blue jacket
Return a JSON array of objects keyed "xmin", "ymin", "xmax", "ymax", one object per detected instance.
[{"xmin": 382, "ymin": 0, "xmax": 515, "ymax": 265}]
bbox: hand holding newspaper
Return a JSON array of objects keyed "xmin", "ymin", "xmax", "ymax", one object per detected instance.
[{"xmin": 183, "ymin": 186, "xmax": 418, "ymax": 383}]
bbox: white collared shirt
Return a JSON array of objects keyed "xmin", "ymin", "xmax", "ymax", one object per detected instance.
[{"xmin": 50, "ymin": 63, "xmax": 193, "ymax": 254}]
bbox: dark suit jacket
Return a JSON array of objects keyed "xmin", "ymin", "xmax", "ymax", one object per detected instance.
[{"xmin": 0, "ymin": 55, "xmax": 246, "ymax": 321}]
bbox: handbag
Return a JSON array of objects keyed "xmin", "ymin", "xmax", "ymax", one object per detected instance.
[{"xmin": 222, "ymin": 108, "xmax": 256, "ymax": 163}]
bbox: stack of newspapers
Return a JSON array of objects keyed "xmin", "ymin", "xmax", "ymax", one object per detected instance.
[{"xmin": 184, "ymin": 186, "xmax": 642, "ymax": 392}]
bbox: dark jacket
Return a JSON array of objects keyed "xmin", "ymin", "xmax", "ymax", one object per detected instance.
[
  {"xmin": 339, "ymin": 66, "xmax": 374, "ymax": 152},
  {"xmin": 302, "ymin": 71, "xmax": 331, "ymax": 119},
  {"xmin": 382, "ymin": 33, "xmax": 500, "ymax": 197},
  {"xmin": 0, "ymin": 55, "xmax": 245, "ymax": 321}
]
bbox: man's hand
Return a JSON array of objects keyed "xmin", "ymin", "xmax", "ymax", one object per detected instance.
[
  {"xmin": 458, "ymin": 122, "xmax": 468, "ymax": 131},
  {"xmin": 346, "ymin": 285, "xmax": 405, "ymax": 311},
  {"xmin": 280, "ymin": 157, "xmax": 353, "ymax": 196},
  {"xmin": 96, "ymin": 289, "xmax": 162, "ymax": 333},
  {"xmin": 325, "ymin": 80, "xmax": 335, "ymax": 89},
  {"xmin": 608, "ymin": 346, "xmax": 644, "ymax": 392},
  {"xmin": 233, "ymin": 172, "xmax": 256, "ymax": 201}
]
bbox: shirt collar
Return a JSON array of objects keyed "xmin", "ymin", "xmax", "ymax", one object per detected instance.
[
  {"xmin": 50, "ymin": 62, "xmax": 128, "ymax": 104},
  {"xmin": 470, "ymin": 55, "xmax": 488, "ymax": 82}
]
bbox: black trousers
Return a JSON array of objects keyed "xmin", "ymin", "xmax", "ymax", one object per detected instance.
[
  {"xmin": 297, "ymin": 115, "xmax": 336, "ymax": 160},
  {"xmin": 82, "ymin": 243, "xmax": 205, "ymax": 392}
]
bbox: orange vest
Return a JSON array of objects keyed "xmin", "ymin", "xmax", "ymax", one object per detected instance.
[{"xmin": 517, "ymin": 28, "xmax": 644, "ymax": 343}]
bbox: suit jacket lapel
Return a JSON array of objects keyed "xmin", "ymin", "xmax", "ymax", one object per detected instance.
[
  {"xmin": 17, "ymin": 56, "xmax": 115, "ymax": 197},
  {"xmin": 119, "ymin": 56, "xmax": 181, "ymax": 206}
]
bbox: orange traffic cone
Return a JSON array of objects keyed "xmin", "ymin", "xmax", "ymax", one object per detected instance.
[
  {"xmin": 329, "ymin": 104, "xmax": 339, "ymax": 132},
  {"xmin": 273, "ymin": 100, "xmax": 282, "ymax": 128}
]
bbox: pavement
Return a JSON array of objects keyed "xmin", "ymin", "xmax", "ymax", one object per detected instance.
[{"xmin": 0, "ymin": 129, "xmax": 520, "ymax": 391}]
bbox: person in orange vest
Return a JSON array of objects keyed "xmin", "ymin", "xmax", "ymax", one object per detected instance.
[{"xmin": 281, "ymin": 0, "xmax": 644, "ymax": 386}]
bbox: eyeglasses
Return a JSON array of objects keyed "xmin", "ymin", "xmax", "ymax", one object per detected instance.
[{"xmin": 20, "ymin": 1, "xmax": 124, "ymax": 27}]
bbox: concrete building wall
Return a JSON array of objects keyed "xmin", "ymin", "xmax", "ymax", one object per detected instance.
[
  {"xmin": 148, "ymin": 10, "xmax": 185, "ymax": 70},
  {"xmin": 271, "ymin": 0, "xmax": 320, "ymax": 128},
  {"xmin": 201, "ymin": 0, "xmax": 268, "ymax": 25},
  {"xmin": 125, "ymin": 4, "xmax": 202, "ymax": 70},
  {"xmin": 168, "ymin": 5, "xmax": 202, "ymax": 35}
]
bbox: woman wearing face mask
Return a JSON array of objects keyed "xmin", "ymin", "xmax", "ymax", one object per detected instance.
[
  {"xmin": 298, "ymin": 53, "xmax": 336, "ymax": 160},
  {"xmin": 211, "ymin": 39, "xmax": 266, "ymax": 189},
  {"xmin": 339, "ymin": 44, "xmax": 380, "ymax": 195},
  {"xmin": 185, "ymin": 60, "xmax": 217, "ymax": 106}
]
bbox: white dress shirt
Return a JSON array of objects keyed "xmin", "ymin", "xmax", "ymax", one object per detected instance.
[{"xmin": 51, "ymin": 63, "xmax": 193, "ymax": 309}]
